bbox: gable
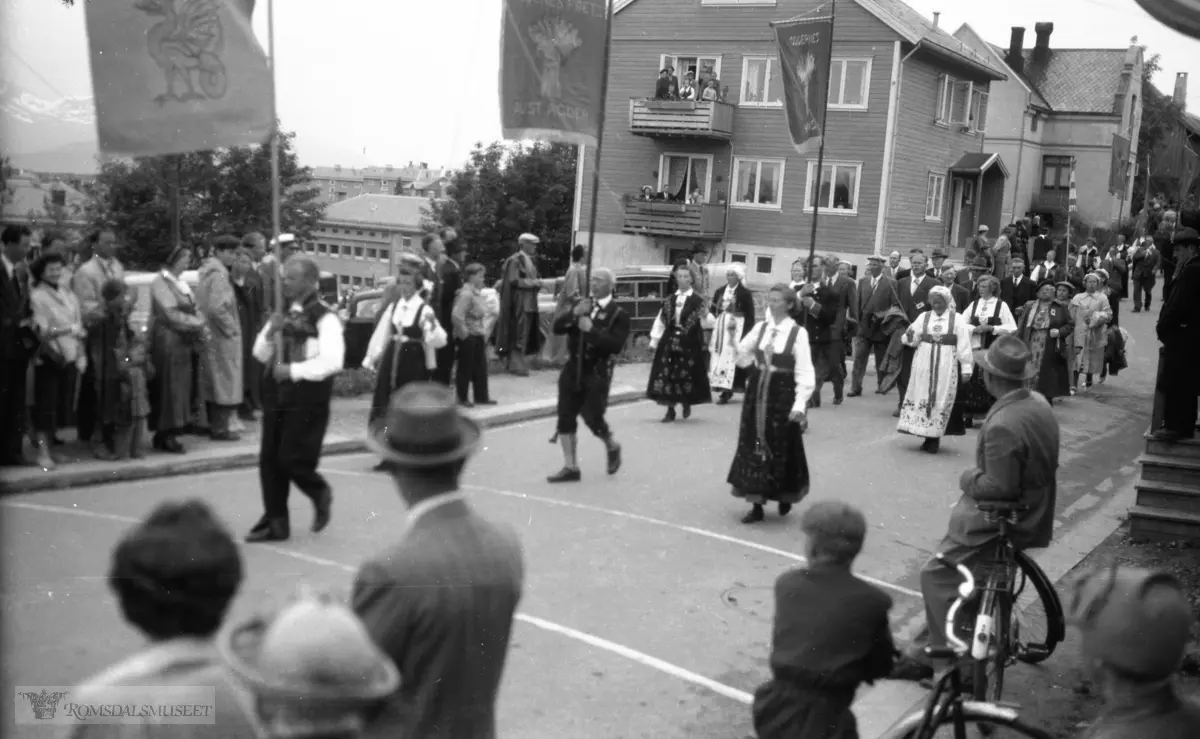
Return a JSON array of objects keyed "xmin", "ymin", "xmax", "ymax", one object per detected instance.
[{"xmin": 952, "ymin": 23, "xmax": 1032, "ymax": 96}]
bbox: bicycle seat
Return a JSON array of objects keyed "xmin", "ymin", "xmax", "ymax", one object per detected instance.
[{"xmin": 975, "ymin": 499, "xmax": 1029, "ymax": 514}]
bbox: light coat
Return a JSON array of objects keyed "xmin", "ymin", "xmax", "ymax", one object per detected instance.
[{"xmin": 196, "ymin": 258, "xmax": 242, "ymax": 406}]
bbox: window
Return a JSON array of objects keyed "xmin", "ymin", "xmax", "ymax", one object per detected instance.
[
  {"xmin": 338, "ymin": 275, "xmax": 350, "ymax": 286},
  {"xmin": 378, "ymin": 248, "xmax": 388, "ymax": 262},
  {"xmin": 1030, "ymin": 115, "xmax": 1039, "ymax": 132},
  {"xmin": 740, "ymin": 57, "xmax": 783, "ymax": 106},
  {"xmin": 935, "ymin": 75, "xmax": 971, "ymax": 125},
  {"xmin": 1042, "ymin": 156, "xmax": 1072, "ymax": 190},
  {"xmin": 700, "ymin": 0, "xmax": 776, "ymax": 5},
  {"xmin": 317, "ymin": 243, "xmax": 327, "ymax": 254},
  {"xmin": 356, "ymin": 230, "xmax": 363, "ymax": 236},
  {"xmin": 352, "ymin": 276, "xmax": 362, "ymax": 286},
  {"xmin": 755, "ymin": 256, "xmax": 773, "ymax": 275},
  {"xmin": 660, "ymin": 54, "xmax": 722, "ymax": 88},
  {"xmin": 968, "ymin": 88, "xmax": 989, "ymax": 133},
  {"xmin": 354, "ymin": 246, "xmax": 364, "ymax": 259},
  {"xmin": 804, "ymin": 161, "xmax": 862, "ymax": 214},
  {"xmin": 658, "ymin": 153, "xmax": 713, "ymax": 202},
  {"xmin": 732, "ymin": 157, "xmax": 785, "ymax": 209},
  {"xmin": 828, "ymin": 59, "xmax": 871, "ymax": 109},
  {"xmin": 402, "ymin": 236, "xmax": 412, "ymax": 248},
  {"xmin": 366, "ymin": 248, "xmax": 377, "ymax": 260},
  {"xmin": 729, "ymin": 252, "xmax": 748, "ymax": 263},
  {"xmin": 368, "ymin": 231, "xmax": 376, "ymax": 237},
  {"xmin": 329, "ymin": 244, "xmax": 340, "ymax": 256},
  {"xmin": 925, "ymin": 173, "xmax": 946, "ymax": 221}
]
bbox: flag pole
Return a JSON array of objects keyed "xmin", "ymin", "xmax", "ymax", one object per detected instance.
[
  {"xmin": 805, "ymin": 0, "xmax": 836, "ymax": 275},
  {"xmin": 577, "ymin": 0, "xmax": 614, "ymax": 389},
  {"xmin": 267, "ymin": 0, "xmax": 284, "ymax": 354},
  {"xmin": 171, "ymin": 156, "xmax": 182, "ymax": 250}
]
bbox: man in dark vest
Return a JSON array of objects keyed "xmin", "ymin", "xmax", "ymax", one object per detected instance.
[{"xmin": 245, "ymin": 255, "xmax": 343, "ymax": 543}]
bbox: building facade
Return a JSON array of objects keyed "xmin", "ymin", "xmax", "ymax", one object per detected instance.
[
  {"xmin": 309, "ymin": 163, "xmax": 447, "ymax": 205},
  {"xmin": 953, "ymin": 23, "xmax": 1143, "ymax": 229},
  {"xmin": 301, "ymin": 194, "xmax": 427, "ymax": 290},
  {"xmin": 575, "ymin": 0, "xmax": 1007, "ymax": 283}
]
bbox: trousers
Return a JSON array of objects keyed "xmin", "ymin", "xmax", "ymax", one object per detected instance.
[
  {"xmin": 259, "ymin": 390, "xmax": 331, "ymax": 521},
  {"xmin": 811, "ymin": 341, "xmax": 847, "ymax": 399},
  {"xmin": 915, "ymin": 539, "xmax": 991, "ymax": 654},
  {"xmin": 1132, "ymin": 275, "xmax": 1155, "ymax": 309},
  {"xmin": 850, "ymin": 338, "xmax": 887, "ymax": 394},
  {"xmin": 896, "ymin": 346, "xmax": 917, "ymax": 406},
  {"xmin": 556, "ymin": 364, "xmax": 612, "ymax": 438},
  {"xmin": 455, "ymin": 335, "xmax": 490, "ymax": 403}
]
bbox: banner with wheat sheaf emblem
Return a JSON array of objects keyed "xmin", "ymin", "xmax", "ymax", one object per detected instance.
[
  {"xmin": 773, "ymin": 16, "xmax": 833, "ymax": 155},
  {"xmin": 85, "ymin": 0, "xmax": 273, "ymax": 157},
  {"xmin": 499, "ymin": 0, "xmax": 608, "ymax": 146}
]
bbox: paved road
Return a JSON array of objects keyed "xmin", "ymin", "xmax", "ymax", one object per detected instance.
[{"xmin": 1, "ymin": 310, "xmax": 1158, "ymax": 739}]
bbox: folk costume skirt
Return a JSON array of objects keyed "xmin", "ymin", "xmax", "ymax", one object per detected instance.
[
  {"xmin": 898, "ymin": 342, "xmax": 965, "ymax": 439},
  {"xmin": 728, "ymin": 365, "xmax": 811, "ymax": 503},
  {"xmin": 708, "ymin": 313, "xmax": 746, "ymax": 393},
  {"xmin": 369, "ymin": 340, "xmax": 430, "ymax": 426},
  {"xmin": 647, "ymin": 326, "xmax": 712, "ymax": 405}
]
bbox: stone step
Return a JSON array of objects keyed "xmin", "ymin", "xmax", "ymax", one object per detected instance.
[
  {"xmin": 1143, "ymin": 431, "xmax": 1200, "ymax": 460},
  {"xmin": 1136, "ymin": 453, "xmax": 1200, "ymax": 488},
  {"xmin": 1134, "ymin": 480, "xmax": 1200, "ymax": 515},
  {"xmin": 1129, "ymin": 505, "xmax": 1200, "ymax": 543}
]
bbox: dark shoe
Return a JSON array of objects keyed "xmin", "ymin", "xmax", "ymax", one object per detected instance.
[
  {"xmin": 245, "ymin": 518, "xmax": 290, "ymax": 543},
  {"xmin": 741, "ymin": 505, "xmax": 765, "ymax": 524},
  {"xmin": 606, "ymin": 443, "xmax": 622, "ymax": 475},
  {"xmin": 920, "ymin": 438, "xmax": 941, "ymax": 454},
  {"xmin": 548, "ymin": 433, "xmax": 559, "ymax": 444},
  {"xmin": 832, "ymin": 394, "xmax": 843, "ymax": 405},
  {"xmin": 93, "ymin": 445, "xmax": 116, "ymax": 461},
  {"xmin": 459, "ymin": 400, "xmax": 475, "ymax": 408},
  {"xmin": 715, "ymin": 394, "xmax": 729, "ymax": 406},
  {"xmin": 153, "ymin": 435, "xmax": 186, "ymax": 454},
  {"xmin": 847, "ymin": 390, "xmax": 862, "ymax": 398},
  {"xmin": 661, "ymin": 407, "xmax": 677, "ymax": 423},
  {"xmin": 1132, "ymin": 308, "xmax": 1141, "ymax": 313},
  {"xmin": 682, "ymin": 404, "xmax": 692, "ymax": 420},
  {"xmin": 892, "ymin": 409, "xmax": 901, "ymax": 418},
  {"xmin": 237, "ymin": 409, "xmax": 257, "ymax": 422},
  {"xmin": 889, "ymin": 655, "xmax": 934, "ymax": 682},
  {"xmin": 477, "ymin": 399, "xmax": 498, "ymax": 405},
  {"xmin": 778, "ymin": 502, "xmax": 792, "ymax": 516},
  {"xmin": 311, "ymin": 487, "xmax": 332, "ymax": 533},
  {"xmin": 210, "ymin": 431, "xmax": 241, "ymax": 442},
  {"xmin": 547, "ymin": 467, "xmax": 581, "ymax": 483},
  {"xmin": 808, "ymin": 395, "xmax": 821, "ymax": 410}
]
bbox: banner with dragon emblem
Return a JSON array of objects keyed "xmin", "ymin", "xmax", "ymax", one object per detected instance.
[
  {"xmin": 772, "ymin": 16, "xmax": 833, "ymax": 155},
  {"xmin": 84, "ymin": 0, "xmax": 273, "ymax": 156},
  {"xmin": 499, "ymin": 0, "xmax": 609, "ymax": 146}
]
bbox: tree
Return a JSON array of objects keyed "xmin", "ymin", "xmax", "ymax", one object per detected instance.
[
  {"xmin": 1133, "ymin": 53, "xmax": 1188, "ymax": 212},
  {"xmin": 424, "ymin": 141, "xmax": 577, "ymax": 278},
  {"xmin": 208, "ymin": 129, "xmax": 323, "ymax": 237}
]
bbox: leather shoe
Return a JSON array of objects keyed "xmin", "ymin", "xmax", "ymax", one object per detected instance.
[
  {"xmin": 547, "ymin": 467, "xmax": 581, "ymax": 483},
  {"xmin": 847, "ymin": 390, "xmax": 862, "ymax": 397},
  {"xmin": 778, "ymin": 502, "xmax": 792, "ymax": 516},
  {"xmin": 477, "ymin": 399, "xmax": 498, "ymax": 405},
  {"xmin": 606, "ymin": 443, "xmax": 622, "ymax": 475},
  {"xmin": 210, "ymin": 431, "xmax": 241, "ymax": 442},
  {"xmin": 311, "ymin": 487, "xmax": 332, "ymax": 533},
  {"xmin": 661, "ymin": 408, "xmax": 676, "ymax": 423},
  {"xmin": 741, "ymin": 505, "xmax": 765, "ymax": 524},
  {"xmin": 245, "ymin": 519, "xmax": 290, "ymax": 543},
  {"xmin": 892, "ymin": 409, "xmax": 901, "ymax": 418}
]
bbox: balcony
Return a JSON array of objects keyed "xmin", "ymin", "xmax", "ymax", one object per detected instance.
[
  {"xmin": 628, "ymin": 99, "xmax": 735, "ymax": 140},
  {"xmin": 1031, "ymin": 189, "xmax": 1070, "ymax": 213},
  {"xmin": 621, "ymin": 197, "xmax": 727, "ymax": 240}
]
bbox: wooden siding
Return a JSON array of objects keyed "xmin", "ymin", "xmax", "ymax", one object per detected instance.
[
  {"xmin": 885, "ymin": 53, "xmax": 988, "ymax": 253},
  {"xmin": 629, "ymin": 99, "xmax": 736, "ymax": 139},
  {"xmin": 579, "ymin": 0, "xmax": 899, "ymax": 261}
]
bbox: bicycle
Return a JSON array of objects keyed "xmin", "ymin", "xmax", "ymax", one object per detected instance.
[{"xmin": 881, "ymin": 555, "xmax": 1055, "ymax": 739}]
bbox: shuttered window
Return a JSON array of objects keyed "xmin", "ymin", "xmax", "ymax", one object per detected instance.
[{"xmin": 970, "ymin": 89, "xmax": 989, "ymax": 133}]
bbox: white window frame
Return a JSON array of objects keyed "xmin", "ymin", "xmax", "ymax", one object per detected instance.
[
  {"xmin": 969, "ymin": 88, "xmax": 989, "ymax": 133},
  {"xmin": 657, "ymin": 152, "xmax": 715, "ymax": 203},
  {"xmin": 925, "ymin": 172, "xmax": 946, "ymax": 222},
  {"xmin": 936, "ymin": 75, "xmax": 973, "ymax": 124},
  {"xmin": 731, "ymin": 156, "xmax": 787, "ymax": 210},
  {"xmin": 739, "ymin": 56, "xmax": 783, "ymax": 108},
  {"xmin": 828, "ymin": 58, "xmax": 872, "ymax": 111},
  {"xmin": 754, "ymin": 255, "xmax": 774, "ymax": 275},
  {"xmin": 659, "ymin": 54, "xmax": 723, "ymax": 85},
  {"xmin": 803, "ymin": 160, "xmax": 863, "ymax": 216},
  {"xmin": 700, "ymin": 0, "xmax": 776, "ymax": 5}
]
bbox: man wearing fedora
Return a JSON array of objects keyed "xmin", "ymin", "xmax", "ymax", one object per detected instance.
[
  {"xmin": 849, "ymin": 254, "xmax": 900, "ymax": 397},
  {"xmin": 929, "ymin": 247, "xmax": 949, "ymax": 279},
  {"xmin": 548, "ymin": 267, "xmax": 630, "ymax": 483},
  {"xmin": 245, "ymin": 256, "xmax": 342, "ymax": 544},
  {"xmin": 355, "ymin": 383, "xmax": 524, "ymax": 739},
  {"xmin": 1153, "ymin": 227, "xmax": 1200, "ymax": 442},
  {"xmin": 892, "ymin": 335, "xmax": 1059, "ymax": 681}
]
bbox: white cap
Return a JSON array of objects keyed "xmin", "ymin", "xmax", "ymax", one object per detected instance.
[
  {"xmin": 978, "ymin": 225, "xmax": 989, "ymax": 233},
  {"xmin": 518, "ymin": 233, "xmax": 540, "ymax": 244},
  {"xmin": 272, "ymin": 233, "xmax": 297, "ymax": 247}
]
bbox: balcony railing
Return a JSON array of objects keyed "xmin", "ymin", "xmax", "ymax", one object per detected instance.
[
  {"xmin": 1032, "ymin": 190, "xmax": 1070, "ymax": 212},
  {"xmin": 622, "ymin": 197, "xmax": 727, "ymax": 240},
  {"xmin": 628, "ymin": 99, "xmax": 735, "ymax": 140}
]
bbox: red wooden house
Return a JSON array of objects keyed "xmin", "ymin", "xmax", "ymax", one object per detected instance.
[{"xmin": 575, "ymin": 0, "xmax": 1009, "ymax": 283}]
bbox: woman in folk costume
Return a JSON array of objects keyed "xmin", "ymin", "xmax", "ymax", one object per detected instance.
[
  {"xmin": 897, "ymin": 286, "xmax": 974, "ymax": 454},
  {"xmin": 647, "ymin": 261, "xmax": 714, "ymax": 422},
  {"xmin": 1054, "ymin": 281, "xmax": 1079, "ymax": 394},
  {"xmin": 363, "ymin": 266, "xmax": 447, "ymax": 467},
  {"xmin": 708, "ymin": 263, "xmax": 756, "ymax": 404},
  {"xmin": 727, "ymin": 284, "xmax": 815, "ymax": 524},
  {"xmin": 1069, "ymin": 271, "xmax": 1112, "ymax": 391},
  {"xmin": 1016, "ymin": 280, "xmax": 1074, "ymax": 403},
  {"xmin": 959, "ymin": 275, "xmax": 1016, "ymax": 421}
]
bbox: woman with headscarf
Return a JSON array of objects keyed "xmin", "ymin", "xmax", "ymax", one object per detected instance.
[
  {"xmin": 727, "ymin": 284, "xmax": 814, "ymax": 524},
  {"xmin": 897, "ymin": 285, "xmax": 974, "ymax": 454},
  {"xmin": 708, "ymin": 263, "xmax": 755, "ymax": 404},
  {"xmin": 149, "ymin": 246, "xmax": 207, "ymax": 454},
  {"xmin": 1070, "ymin": 271, "xmax": 1112, "ymax": 392},
  {"xmin": 1016, "ymin": 280, "xmax": 1074, "ymax": 403},
  {"xmin": 647, "ymin": 260, "xmax": 714, "ymax": 422},
  {"xmin": 959, "ymin": 275, "xmax": 1016, "ymax": 420}
]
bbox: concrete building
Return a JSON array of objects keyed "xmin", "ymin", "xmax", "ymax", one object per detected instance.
[
  {"xmin": 302, "ymin": 194, "xmax": 428, "ymax": 290},
  {"xmin": 309, "ymin": 163, "xmax": 448, "ymax": 205}
]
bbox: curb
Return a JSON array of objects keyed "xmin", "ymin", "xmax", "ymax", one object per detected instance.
[{"xmin": 0, "ymin": 389, "xmax": 647, "ymax": 495}]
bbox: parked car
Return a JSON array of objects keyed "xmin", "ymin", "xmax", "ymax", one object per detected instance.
[{"xmin": 124, "ymin": 269, "xmax": 200, "ymax": 335}]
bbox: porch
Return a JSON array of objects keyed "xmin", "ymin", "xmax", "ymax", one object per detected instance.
[
  {"xmin": 628, "ymin": 99, "xmax": 735, "ymax": 140},
  {"xmin": 946, "ymin": 153, "xmax": 1009, "ymax": 249},
  {"xmin": 621, "ymin": 197, "xmax": 727, "ymax": 240}
]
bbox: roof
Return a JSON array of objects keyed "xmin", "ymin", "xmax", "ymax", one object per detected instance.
[
  {"xmin": 1184, "ymin": 112, "xmax": 1200, "ymax": 138},
  {"xmin": 987, "ymin": 45, "xmax": 1128, "ymax": 114},
  {"xmin": 1, "ymin": 173, "xmax": 90, "ymax": 224},
  {"xmin": 949, "ymin": 152, "xmax": 1009, "ymax": 178},
  {"xmin": 311, "ymin": 164, "xmax": 446, "ymax": 183},
  {"xmin": 954, "ymin": 24, "xmax": 1052, "ymax": 109},
  {"xmin": 320, "ymin": 195, "xmax": 428, "ymax": 230}
]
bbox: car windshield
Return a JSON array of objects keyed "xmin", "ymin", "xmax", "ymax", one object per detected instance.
[{"xmin": 354, "ymin": 298, "xmax": 383, "ymax": 320}]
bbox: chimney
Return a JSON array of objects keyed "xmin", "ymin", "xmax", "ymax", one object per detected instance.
[
  {"xmin": 1033, "ymin": 22, "xmax": 1053, "ymax": 63},
  {"xmin": 1175, "ymin": 72, "xmax": 1188, "ymax": 108},
  {"xmin": 932, "ymin": 11, "xmax": 940, "ymax": 28},
  {"xmin": 1007, "ymin": 27, "xmax": 1026, "ymax": 75}
]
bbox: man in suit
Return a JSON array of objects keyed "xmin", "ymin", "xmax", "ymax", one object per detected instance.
[
  {"xmin": 848, "ymin": 254, "xmax": 900, "ymax": 397},
  {"xmin": 1029, "ymin": 249, "xmax": 1065, "ymax": 285},
  {"xmin": 1130, "ymin": 236, "xmax": 1160, "ymax": 312},
  {"xmin": 894, "ymin": 252, "xmax": 939, "ymax": 413},
  {"xmin": 496, "ymin": 234, "xmax": 545, "ymax": 376},
  {"xmin": 355, "ymin": 383, "xmax": 524, "ymax": 739},
  {"xmin": 547, "ymin": 268, "xmax": 630, "ymax": 482},
  {"xmin": 72, "ymin": 227, "xmax": 126, "ymax": 453},
  {"xmin": 893, "ymin": 248, "xmax": 925, "ymax": 282},
  {"xmin": 892, "ymin": 335, "xmax": 1059, "ymax": 681},
  {"xmin": 0, "ymin": 225, "xmax": 34, "ymax": 466},
  {"xmin": 1155, "ymin": 209, "xmax": 1180, "ymax": 297},
  {"xmin": 1101, "ymin": 244, "xmax": 1127, "ymax": 327},
  {"xmin": 1000, "ymin": 258, "xmax": 1036, "ymax": 319},
  {"xmin": 1030, "ymin": 226, "xmax": 1052, "ymax": 266},
  {"xmin": 955, "ymin": 257, "xmax": 988, "ymax": 303},
  {"xmin": 929, "ymin": 248, "xmax": 949, "ymax": 280},
  {"xmin": 433, "ymin": 236, "xmax": 465, "ymax": 385},
  {"xmin": 419, "ymin": 231, "xmax": 445, "ymax": 307},
  {"xmin": 940, "ymin": 264, "xmax": 970, "ymax": 311},
  {"xmin": 883, "ymin": 250, "xmax": 901, "ymax": 280},
  {"xmin": 806, "ymin": 255, "xmax": 855, "ymax": 406},
  {"xmin": 1153, "ymin": 229, "xmax": 1200, "ymax": 442}
]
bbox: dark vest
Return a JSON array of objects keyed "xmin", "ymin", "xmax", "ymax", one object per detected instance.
[{"xmin": 264, "ymin": 295, "xmax": 335, "ymax": 408}]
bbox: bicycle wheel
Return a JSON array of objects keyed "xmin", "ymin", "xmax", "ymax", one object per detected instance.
[
  {"xmin": 972, "ymin": 583, "xmax": 1011, "ymax": 703},
  {"xmin": 1012, "ymin": 551, "xmax": 1065, "ymax": 665},
  {"xmin": 893, "ymin": 702, "xmax": 1055, "ymax": 739}
]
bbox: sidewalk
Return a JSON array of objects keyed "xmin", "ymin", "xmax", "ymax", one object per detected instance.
[{"xmin": 0, "ymin": 363, "xmax": 652, "ymax": 495}]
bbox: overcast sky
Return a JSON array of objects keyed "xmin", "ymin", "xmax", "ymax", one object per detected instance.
[{"xmin": 2, "ymin": 0, "xmax": 1198, "ymax": 170}]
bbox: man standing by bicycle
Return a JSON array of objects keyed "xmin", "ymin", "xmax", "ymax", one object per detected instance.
[{"xmin": 892, "ymin": 335, "xmax": 1059, "ymax": 681}]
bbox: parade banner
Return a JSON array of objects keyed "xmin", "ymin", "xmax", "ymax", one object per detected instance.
[
  {"xmin": 85, "ymin": 0, "xmax": 273, "ymax": 156},
  {"xmin": 499, "ymin": 0, "xmax": 609, "ymax": 146},
  {"xmin": 1108, "ymin": 134, "xmax": 1130, "ymax": 195},
  {"xmin": 1179, "ymin": 145, "xmax": 1199, "ymax": 203},
  {"xmin": 773, "ymin": 16, "xmax": 834, "ymax": 155}
]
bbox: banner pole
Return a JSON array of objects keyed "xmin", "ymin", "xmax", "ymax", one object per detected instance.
[
  {"xmin": 577, "ymin": 0, "xmax": 614, "ymax": 390},
  {"xmin": 267, "ymin": 0, "xmax": 284, "ymax": 355},
  {"xmin": 805, "ymin": 0, "xmax": 836, "ymax": 275}
]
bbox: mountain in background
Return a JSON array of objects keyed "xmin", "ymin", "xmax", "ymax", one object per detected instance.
[{"xmin": 1, "ymin": 78, "xmax": 101, "ymax": 173}]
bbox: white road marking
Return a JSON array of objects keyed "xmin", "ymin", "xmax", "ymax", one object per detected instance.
[
  {"xmin": 324, "ymin": 469, "xmax": 923, "ymax": 599},
  {"xmin": 1060, "ymin": 493, "xmax": 1100, "ymax": 518},
  {"xmin": 2, "ymin": 499, "xmax": 753, "ymax": 706}
]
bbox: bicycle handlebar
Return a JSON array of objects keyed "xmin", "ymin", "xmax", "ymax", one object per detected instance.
[{"xmin": 935, "ymin": 553, "xmax": 976, "ymax": 655}]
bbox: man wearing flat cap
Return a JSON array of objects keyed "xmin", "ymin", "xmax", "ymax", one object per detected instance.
[
  {"xmin": 496, "ymin": 233, "xmax": 544, "ymax": 376},
  {"xmin": 355, "ymin": 383, "xmax": 524, "ymax": 739},
  {"xmin": 1153, "ymin": 227, "xmax": 1200, "ymax": 442},
  {"xmin": 849, "ymin": 254, "xmax": 901, "ymax": 397},
  {"xmin": 547, "ymin": 268, "xmax": 630, "ymax": 482}
]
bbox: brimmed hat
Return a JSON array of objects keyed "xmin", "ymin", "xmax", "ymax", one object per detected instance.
[
  {"xmin": 931, "ymin": 248, "xmax": 949, "ymax": 260},
  {"xmin": 518, "ymin": 233, "xmax": 540, "ymax": 244},
  {"xmin": 368, "ymin": 383, "xmax": 481, "ymax": 468},
  {"xmin": 975, "ymin": 334, "xmax": 1037, "ymax": 381},
  {"xmin": 1174, "ymin": 227, "xmax": 1200, "ymax": 247},
  {"xmin": 1035, "ymin": 279, "xmax": 1057, "ymax": 293},
  {"xmin": 866, "ymin": 254, "xmax": 886, "ymax": 263},
  {"xmin": 1055, "ymin": 281, "xmax": 1075, "ymax": 293},
  {"xmin": 978, "ymin": 224, "xmax": 989, "ymax": 233}
]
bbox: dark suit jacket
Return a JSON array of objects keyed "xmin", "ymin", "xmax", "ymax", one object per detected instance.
[
  {"xmin": 794, "ymin": 291, "xmax": 837, "ymax": 344},
  {"xmin": 554, "ymin": 297, "xmax": 631, "ymax": 377},
  {"xmin": 438, "ymin": 258, "xmax": 463, "ymax": 328},
  {"xmin": 951, "ymin": 388, "xmax": 1059, "ymax": 550},
  {"xmin": 353, "ymin": 498, "xmax": 524, "ymax": 739},
  {"xmin": 1029, "ymin": 262, "xmax": 1065, "ymax": 286},
  {"xmin": 1000, "ymin": 276, "xmax": 1036, "ymax": 317},
  {"xmin": 1101, "ymin": 256, "xmax": 1126, "ymax": 296},
  {"xmin": 893, "ymin": 267, "xmax": 911, "ymax": 283},
  {"xmin": 814, "ymin": 275, "xmax": 856, "ymax": 342},
  {"xmin": 896, "ymin": 274, "xmax": 939, "ymax": 323},
  {"xmin": 1131, "ymin": 245, "xmax": 1160, "ymax": 279},
  {"xmin": 0, "ymin": 260, "xmax": 33, "ymax": 361},
  {"xmin": 948, "ymin": 283, "xmax": 971, "ymax": 313},
  {"xmin": 1157, "ymin": 257, "xmax": 1200, "ymax": 393},
  {"xmin": 1030, "ymin": 235, "xmax": 1052, "ymax": 264},
  {"xmin": 855, "ymin": 274, "xmax": 900, "ymax": 343}
]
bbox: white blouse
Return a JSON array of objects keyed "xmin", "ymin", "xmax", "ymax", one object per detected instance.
[
  {"xmin": 901, "ymin": 310, "xmax": 976, "ymax": 375},
  {"xmin": 649, "ymin": 289, "xmax": 715, "ymax": 346},
  {"xmin": 734, "ymin": 315, "xmax": 816, "ymax": 414},
  {"xmin": 963, "ymin": 297, "xmax": 1017, "ymax": 350},
  {"xmin": 363, "ymin": 294, "xmax": 447, "ymax": 372}
]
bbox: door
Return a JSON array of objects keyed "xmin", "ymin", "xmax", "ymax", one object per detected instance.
[
  {"xmin": 958, "ymin": 178, "xmax": 976, "ymax": 247},
  {"xmin": 659, "ymin": 153, "xmax": 713, "ymax": 203}
]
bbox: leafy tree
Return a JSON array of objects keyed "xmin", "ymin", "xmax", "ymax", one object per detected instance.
[
  {"xmin": 208, "ymin": 129, "xmax": 323, "ymax": 237},
  {"xmin": 424, "ymin": 141, "xmax": 577, "ymax": 278},
  {"xmin": 1133, "ymin": 53, "xmax": 1189, "ymax": 212}
]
